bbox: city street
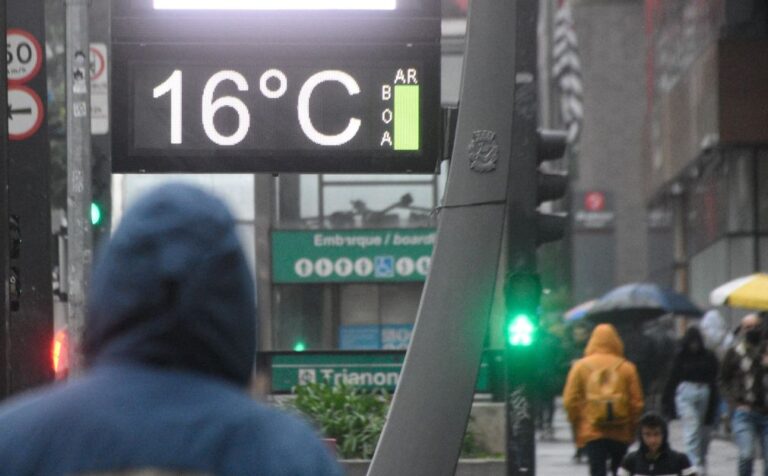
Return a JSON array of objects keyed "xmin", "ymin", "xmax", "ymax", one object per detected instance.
[{"xmin": 536, "ymin": 402, "xmax": 759, "ymax": 476}]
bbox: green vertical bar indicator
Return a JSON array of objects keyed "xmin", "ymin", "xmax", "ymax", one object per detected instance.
[{"xmin": 394, "ymin": 85, "xmax": 420, "ymax": 151}]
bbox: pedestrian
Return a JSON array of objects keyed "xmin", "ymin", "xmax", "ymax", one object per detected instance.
[
  {"xmin": 700, "ymin": 309, "xmax": 735, "ymax": 436},
  {"xmin": 700, "ymin": 309, "xmax": 734, "ymax": 360},
  {"xmin": 563, "ymin": 323, "xmax": 645, "ymax": 476},
  {"xmin": 565, "ymin": 320, "xmax": 592, "ymax": 462},
  {"xmin": 661, "ymin": 326, "xmax": 718, "ymax": 474},
  {"xmin": 618, "ymin": 412, "xmax": 697, "ymax": 476},
  {"xmin": 0, "ymin": 184, "xmax": 343, "ymax": 476},
  {"xmin": 535, "ymin": 324, "xmax": 567, "ymax": 441},
  {"xmin": 720, "ymin": 312, "xmax": 768, "ymax": 476}
]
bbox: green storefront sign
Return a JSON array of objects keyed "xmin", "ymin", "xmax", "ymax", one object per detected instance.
[
  {"xmin": 267, "ymin": 351, "xmax": 500, "ymax": 393},
  {"xmin": 272, "ymin": 228, "xmax": 436, "ymax": 283}
]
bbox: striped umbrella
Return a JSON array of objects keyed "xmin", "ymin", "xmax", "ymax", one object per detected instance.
[{"xmin": 710, "ymin": 273, "xmax": 768, "ymax": 310}]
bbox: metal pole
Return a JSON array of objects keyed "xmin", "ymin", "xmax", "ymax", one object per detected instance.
[
  {"xmin": 506, "ymin": 0, "xmax": 541, "ymax": 473},
  {"xmin": 65, "ymin": 0, "xmax": 92, "ymax": 375},
  {"xmin": 367, "ymin": 1, "xmax": 518, "ymax": 474},
  {"xmin": 0, "ymin": 0, "xmax": 10, "ymax": 397}
]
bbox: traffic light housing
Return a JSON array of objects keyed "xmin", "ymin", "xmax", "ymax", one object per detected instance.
[{"xmin": 535, "ymin": 128, "xmax": 569, "ymax": 246}]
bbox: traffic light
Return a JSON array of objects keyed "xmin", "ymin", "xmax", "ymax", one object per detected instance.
[
  {"xmin": 507, "ymin": 312, "xmax": 536, "ymax": 347},
  {"xmin": 504, "ymin": 272, "xmax": 542, "ymax": 348},
  {"xmin": 91, "ymin": 152, "xmax": 111, "ymax": 247},
  {"xmin": 535, "ymin": 128, "xmax": 569, "ymax": 246},
  {"xmin": 293, "ymin": 340, "xmax": 307, "ymax": 352},
  {"xmin": 51, "ymin": 329, "xmax": 70, "ymax": 379},
  {"xmin": 90, "ymin": 201, "xmax": 104, "ymax": 226}
]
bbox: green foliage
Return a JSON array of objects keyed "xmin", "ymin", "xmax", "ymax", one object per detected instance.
[
  {"xmin": 286, "ymin": 382, "xmax": 487, "ymax": 460},
  {"xmin": 288, "ymin": 382, "xmax": 389, "ymax": 459}
]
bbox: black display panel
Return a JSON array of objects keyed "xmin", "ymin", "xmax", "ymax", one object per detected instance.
[
  {"xmin": 111, "ymin": 0, "xmax": 441, "ymax": 173},
  {"xmin": 112, "ymin": 44, "xmax": 439, "ymax": 173}
]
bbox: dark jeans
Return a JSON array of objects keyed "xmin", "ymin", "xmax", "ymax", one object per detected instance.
[
  {"xmin": 585, "ymin": 439, "xmax": 628, "ymax": 476},
  {"xmin": 536, "ymin": 396, "xmax": 555, "ymax": 430},
  {"xmin": 732, "ymin": 408, "xmax": 768, "ymax": 476}
]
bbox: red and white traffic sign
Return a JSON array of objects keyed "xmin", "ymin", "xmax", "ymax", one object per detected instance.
[
  {"xmin": 7, "ymin": 28, "xmax": 43, "ymax": 85},
  {"xmin": 90, "ymin": 43, "xmax": 110, "ymax": 135},
  {"xmin": 90, "ymin": 44, "xmax": 106, "ymax": 81},
  {"xmin": 584, "ymin": 191, "xmax": 606, "ymax": 212},
  {"xmin": 8, "ymin": 85, "xmax": 44, "ymax": 141}
]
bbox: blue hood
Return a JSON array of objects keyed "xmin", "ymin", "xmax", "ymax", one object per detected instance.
[{"xmin": 84, "ymin": 183, "xmax": 256, "ymax": 386}]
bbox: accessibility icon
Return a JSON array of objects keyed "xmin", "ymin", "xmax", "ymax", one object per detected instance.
[{"xmin": 374, "ymin": 256, "xmax": 395, "ymax": 278}]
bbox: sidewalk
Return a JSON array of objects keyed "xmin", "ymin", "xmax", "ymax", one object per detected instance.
[{"xmin": 537, "ymin": 403, "xmax": 760, "ymax": 475}]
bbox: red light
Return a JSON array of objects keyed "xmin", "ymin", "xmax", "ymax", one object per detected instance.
[{"xmin": 52, "ymin": 329, "xmax": 69, "ymax": 379}]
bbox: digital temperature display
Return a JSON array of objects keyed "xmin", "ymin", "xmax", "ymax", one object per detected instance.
[{"xmin": 112, "ymin": 45, "xmax": 440, "ymax": 173}]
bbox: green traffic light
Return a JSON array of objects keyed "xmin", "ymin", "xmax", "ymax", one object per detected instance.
[
  {"xmin": 507, "ymin": 313, "xmax": 536, "ymax": 347},
  {"xmin": 90, "ymin": 202, "xmax": 103, "ymax": 226},
  {"xmin": 293, "ymin": 341, "xmax": 307, "ymax": 352}
]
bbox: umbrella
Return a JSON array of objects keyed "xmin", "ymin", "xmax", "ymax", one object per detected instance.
[
  {"xmin": 710, "ymin": 273, "xmax": 768, "ymax": 310},
  {"xmin": 586, "ymin": 282, "xmax": 703, "ymax": 323},
  {"xmin": 564, "ymin": 299, "xmax": 597, "ymax": 322}
]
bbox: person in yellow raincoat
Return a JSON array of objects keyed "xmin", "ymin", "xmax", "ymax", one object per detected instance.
[{"xmin": 563, "ymin": 323, "xmax": 645, "ymax": 476}]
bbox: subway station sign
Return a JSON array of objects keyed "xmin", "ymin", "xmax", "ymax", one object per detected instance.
[
  {"xmin": 271, "ymin": 228, "xmax": 435, "ymax": 283},
  {"xmin": 267, "ymin": 350, "xmax": 497, "ymax": 393}
]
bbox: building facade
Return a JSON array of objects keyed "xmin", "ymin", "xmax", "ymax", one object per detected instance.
[{"xmin": 645, "ymin": 0, "xmax": 768, "ymax": 316}]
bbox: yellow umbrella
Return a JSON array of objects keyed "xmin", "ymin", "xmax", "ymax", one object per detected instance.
[{"xmin": 710, "ymin": 273, "xmax": 768, "ymax": 310}]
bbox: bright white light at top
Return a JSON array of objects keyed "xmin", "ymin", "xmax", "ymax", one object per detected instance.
[{"xmin": 154, "ymin": 0, "xmax": 396, "ymax": 10}]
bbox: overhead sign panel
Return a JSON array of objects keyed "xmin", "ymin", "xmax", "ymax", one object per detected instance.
[
  {"xmin": 153, "ymin": 0, "xmax": 397, "ymax": 9},
  {"xmin": 272, "ymin": 228, "xmax": 435, "ymax": 283},
  {"xmin": 111, "ymin": 0, "xmax": 440, "ymax": 173}
]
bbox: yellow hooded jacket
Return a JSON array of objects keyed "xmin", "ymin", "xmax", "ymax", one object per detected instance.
[{"xmin": 562, "ymin": 323, "xmax": 644, "ymax": 448}]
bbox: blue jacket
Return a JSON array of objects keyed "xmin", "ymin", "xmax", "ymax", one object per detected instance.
[{"xmin": 0, "ymin": 184, "xmax": 342, "ymax": 476}]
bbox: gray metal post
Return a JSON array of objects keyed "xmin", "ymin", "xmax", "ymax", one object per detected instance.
[
  {"xmin": 0, "ymin": 0, "xmax": 9, "ymax": 396},
  {"xmin": 254, "ymin": 174, "xmax": 276, "ymax": 353},
  {"xmin": 65, "ymin": 0, "xmax": 92, "ymax": 375},
  {"xmin": 366, "ymin": 1, "xmax": 518, "ymax": 474}
]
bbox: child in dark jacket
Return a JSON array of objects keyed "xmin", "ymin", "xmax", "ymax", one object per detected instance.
[{"xmin": 619, "ymin": 413, "xmax": 697, "ymax": 476}]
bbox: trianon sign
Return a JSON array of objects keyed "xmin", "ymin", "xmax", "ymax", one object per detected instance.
[
  {"xmin": 267, "ymin": 351, "xmax": 497, "ymax": 393},
  {"xmin": 271, "ymin": 228, "xmax": 435, "ymax": 283}
]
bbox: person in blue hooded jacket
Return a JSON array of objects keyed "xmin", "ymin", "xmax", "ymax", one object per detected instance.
[{"xmin": 0, "ymin": 183, "xmax": 343, "ymax": 476}]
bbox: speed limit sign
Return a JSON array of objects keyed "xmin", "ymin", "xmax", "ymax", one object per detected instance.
[{"xmin": 7, "ymin": 28, "xmax": 42, "ymax": 85}]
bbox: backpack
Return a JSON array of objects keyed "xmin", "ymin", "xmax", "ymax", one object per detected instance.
[{"xmin": 584, "ymin": 359, "xmax": 630, "ymax": 426}]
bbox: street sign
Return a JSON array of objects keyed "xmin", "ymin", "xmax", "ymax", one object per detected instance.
[
  {"xmin": 110, "ymin": 0, "xmax": 440, "ymax": 173},
  {"xmin": 90, "ymin": 43, "xmax": 109, "ymax": 135},
  {"xmin": 7, "ymin": 28, "xmax": 42, "ymax": 85},
  {"xmin": 8, "ymin": 85, "xmax": 43, "ymax": 141},
  {"xmin": 271, "ymin": 228, "xmax": 435, "ymax": 283},
  {"xmin": 264, "ymin": 350, "xmax": 497, "ymax": 393}
]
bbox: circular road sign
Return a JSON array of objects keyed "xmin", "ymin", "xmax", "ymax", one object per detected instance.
[
  {"xmin": 90, "ymin": 45, "xmax": 106, "ymax": 81},
  {"xmin": 7, "ymin": 29, "xmax": 43, "ymax": 85},
  {"xmin": 8, "ymin": 85, "xmax": 44, "ymax": 141}
]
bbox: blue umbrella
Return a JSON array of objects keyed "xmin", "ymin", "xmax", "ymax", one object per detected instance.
[
  {"xmin": 586, "ymin": 282, "xmax": 702, "ymax": 323},
  {"xmin": 564, "ymin": 299, "xmax": 597, "ymax": 322}
]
